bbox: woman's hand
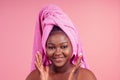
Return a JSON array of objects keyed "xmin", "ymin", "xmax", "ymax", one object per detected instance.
[
  {"xmin": 68, "ymin": 55, "xmax": 82, "ymax": 80},
  {"xmin": 35, "ymin": 51, "xmax": 49, "ymax": 80}
]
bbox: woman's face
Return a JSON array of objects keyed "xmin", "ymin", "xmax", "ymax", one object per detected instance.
[{"xmin": 46, "ymin": 31, "xmax": 72, "ymax": 67}]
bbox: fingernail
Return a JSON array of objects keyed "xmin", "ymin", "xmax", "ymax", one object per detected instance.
[
  {"xmin": 37, "ymin": 51, "xmax": 39, "ymax": 53},
  {"xmin": 78, "ymin": 52, "xmax": 82, "ymax": 56},
  {"xmin": 35, "ymin": 54, "xmax": 37, "ymax": 57}
]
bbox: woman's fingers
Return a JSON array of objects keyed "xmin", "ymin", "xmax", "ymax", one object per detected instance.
[
  {"xmin": 35, "ymin": 51, "xmax": 50, "ymax": 80},
  {"xmin": 37, "ymin": 51, "xmax": 43, "ymax": 65},
  {"xmin": 35, "ymin": 60, "xmax": 40, "ymax": 69},
  {"xmin": 71, "ymin": 55, "xmax": 82, "ymax": 73},
  {"xmin": 35, "ymin": 51, "xmax": 43, "ymax": 71},
  {"xmin": 76, "ymin": 55, "xmax": 82, "ymax": 68},
  {"xmin": 35, "ymin": 55, "xmax": 40, "ymax": 70}
]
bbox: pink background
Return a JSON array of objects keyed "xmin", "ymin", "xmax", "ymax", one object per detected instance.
[{"xmin": 0, "ymin": 0, "xmax": 120, "ymax": 80}]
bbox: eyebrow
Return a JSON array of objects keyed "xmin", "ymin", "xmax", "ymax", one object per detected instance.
[{"xmin": 47, "ymin": 42, "xmax": 68, "ymax": 45}]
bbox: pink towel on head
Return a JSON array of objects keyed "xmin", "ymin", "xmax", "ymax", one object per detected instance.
[{"xmin": 31, "ymin": 4, "xmax": 88, "ymax": 71}]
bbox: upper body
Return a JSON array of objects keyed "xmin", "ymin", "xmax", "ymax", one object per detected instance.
[
  {"xmin": 26, "ymin": 26, "xmax": 97, "ymax": 80},
  {"xmin": 26, "ymin": 67, "xmax": 96, "ymax": 80}
]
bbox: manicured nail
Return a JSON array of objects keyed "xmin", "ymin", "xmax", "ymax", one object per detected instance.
[
  {"xmin": 78, "ymin": 52, "xmax": 82, "ymax": 56},
  {"xmin": 37, "ymin": 51, "xmax": 39, "ymax": 53}
]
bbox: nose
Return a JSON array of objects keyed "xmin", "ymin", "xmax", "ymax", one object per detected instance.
[{"xmin": 54, "ymin": 47, "xmax": 62, "ymax": 55}]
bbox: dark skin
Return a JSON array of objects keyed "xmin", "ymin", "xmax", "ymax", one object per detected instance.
[{"xmin": 26, "ymin": 31, "xmax": 97, "ymax": 80}]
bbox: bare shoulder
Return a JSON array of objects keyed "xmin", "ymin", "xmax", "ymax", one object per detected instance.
[
  {"xmin": 77, "ymin": 68, "xmax": 97, "ymax": 80},
  {"xmin": 25, "ymin": 69, "xmax": 40, "ymax": 80}
]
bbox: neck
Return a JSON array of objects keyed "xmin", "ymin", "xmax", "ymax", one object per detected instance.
[{"xmin": 51, "ymin": 61, "xmax": 73, "ymax": 73}]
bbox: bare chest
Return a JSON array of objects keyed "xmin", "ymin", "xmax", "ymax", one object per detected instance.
[
  {"xmin": 49, "ymin": 73, "xmax": 69, "ymax": 80},
  {"xmin": 48, "ymin": 73, "xmax": 77, "ymax": 80}
]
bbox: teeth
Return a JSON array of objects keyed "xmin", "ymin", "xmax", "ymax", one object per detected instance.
[{"xmin": 54, "ymin": 57, "xmax": 64, "ymax": 60}]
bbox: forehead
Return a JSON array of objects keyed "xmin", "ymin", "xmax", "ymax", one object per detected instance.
[{"xmin": 47, "ymin": 31, "xmax": 70, "ymax": 44}]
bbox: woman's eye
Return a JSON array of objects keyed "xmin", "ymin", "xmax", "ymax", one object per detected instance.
[
  {"xmin": 48, "ymin": 46, "xmax": 55, "ymax": 50},
  {"xmin": 61, "ymin": 45, "xmax": 68, "ymax": 49}
]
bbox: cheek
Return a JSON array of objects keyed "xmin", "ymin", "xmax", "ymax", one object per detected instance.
[
  {"xmin": 46, "ymin": 50, "xmax": 54, "ymax": 58},
  {"xmin": 64, "ymin": 48, "xmax": 72, "ymax": 57}
]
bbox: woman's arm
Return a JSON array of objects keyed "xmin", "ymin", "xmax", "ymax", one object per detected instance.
[
  {"xmin": 26, "ymin": 52, "xmax": 50, "ymax": 80},
  {"xmin": 77, "ymin": 68, "xmax": 97, "ymax": 80},
  {"xmin": 25, "ymin": 69, "xmax": 40, "ymax": 80}
]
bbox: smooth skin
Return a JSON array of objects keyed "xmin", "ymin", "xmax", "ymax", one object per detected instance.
[{"xmin": 26, "ymin": 31, "xmax": 97, "ymax": 80}]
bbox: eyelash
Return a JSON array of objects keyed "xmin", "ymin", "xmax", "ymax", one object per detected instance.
[
  {"xmin": 47, "ymin": 45, "xmax": 68, "ymax": 50},
  {"xmin": 48, "ymin": 46, "xmax": 55, "ymax": 50},
  {"xmin": 61, "ymin": 45, "xmax": 68, "ymax": 49}
]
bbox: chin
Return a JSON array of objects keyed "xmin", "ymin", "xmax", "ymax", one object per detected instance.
[{"xmin": 52, "ymin": 61, "xmax": 66, "ymax": 68}]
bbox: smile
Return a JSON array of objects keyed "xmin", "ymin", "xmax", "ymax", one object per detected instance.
[{"xmin": 53, "ymin": 57, "xmax": 65, "ymax": 62}]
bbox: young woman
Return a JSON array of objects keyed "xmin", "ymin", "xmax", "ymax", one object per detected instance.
[{"xmin": 26, "ymin": 5, "xmax": 96, "ymax": 80}]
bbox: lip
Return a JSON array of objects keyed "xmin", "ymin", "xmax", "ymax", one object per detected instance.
[{"xmin": 53, "ymin": 57, "xmax": 65, "ymax": 62}]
